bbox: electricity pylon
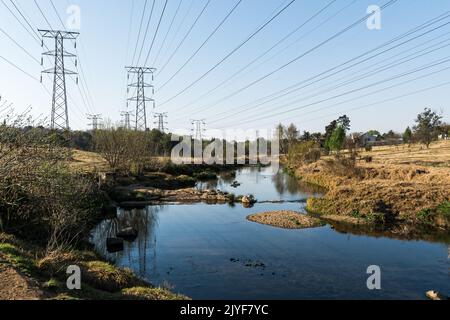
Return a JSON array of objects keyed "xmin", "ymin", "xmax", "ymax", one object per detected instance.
[
  {"xmin": 39, "ymin": 29, "xmax": 79, "ymax": 131},
  {"xmin": 154, "ymin": 112, "xmax": 168, "ymax": 133},
  {"xmin": 126, "ymin": 67, "xmax": 156, "ymax": 131},
  {"xmin": 121, "ymin": 111, "xmax": 133, "ymax": 130},
  {"xmin": 191, "ymin": 119, "xmax": 206, "ymax": 140},
  {"xmin": 87, "ymin": 114, "xmax": 102, "ymax": 131}
]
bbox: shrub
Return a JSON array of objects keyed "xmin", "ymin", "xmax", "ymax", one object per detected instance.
[
  {"xmin": 0, "ymin": 115, "xmax": 105, "ymax": 251},
  {"xmin": 287, "ymin": 141, "xmax": 321, "ymax": 166},
  {"xmin": 325, "ymin": 155, "xmax": 361, "ymax": 178}
]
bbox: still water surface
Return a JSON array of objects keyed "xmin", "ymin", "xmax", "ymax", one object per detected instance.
[{"xmin": 92, "ymin": 167, "xmax": 449, "ymax": 299}]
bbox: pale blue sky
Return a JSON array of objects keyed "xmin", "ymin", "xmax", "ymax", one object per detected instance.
[{"xmin": 0, "ymin": 0, "xmax": 449, "ymax": 134}]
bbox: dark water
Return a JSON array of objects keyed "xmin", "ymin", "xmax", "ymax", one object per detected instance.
[{"xmin": 91, "ymin": 167, "xmax": 450, "ymax": 300}]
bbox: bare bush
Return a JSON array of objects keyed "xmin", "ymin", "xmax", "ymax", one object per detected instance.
[
  {"xmin": 92, "ymin": 124, "xmax": 157, "ymax": 175},
  {"xmin": 287, "ymin": 141, "xmax": 321, "ymax": 167},
  {"xmin": 0, "ymin": 112, "xmax": 104, "ymax": 251}
]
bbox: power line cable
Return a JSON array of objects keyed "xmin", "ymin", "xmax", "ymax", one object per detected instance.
[
  {"xmin": 179, "ymin": 0, "xmax": 399, "ymax": 115},
  {"xmin": 221, "ymin": 56, "xmax": 450, "ymax": 127},
  {"xmin": 135, "ymin": 0, "xmax": 156, "ymax": 66},
  {"xmin": 156, "ymin": 0, "xmax": 212, "ymax": 77},
  {"xmin": 206, "ymin": 8, "xmax": 448, "ymax": 121},
  {"xmin": 159, "ymin": 0, "xmax": 298, "ymax": 106},
  {"xmin": 171, "ymin": 0, "xmax": 343, "ymax": 116},
  {"xmin": 152, "ymin": 0, "xmax": 183, "ymax": 67},
  {"xmin": 143, "ymin": 0, "xmax": 169, "ymax": 65},
  {"xmin": 209, "ymin": 19, "xmax": 450, "ymax": 122},
  {"xmin": 131, "ymin": 0, "xmax": 149, "ymax": 66},
  {"xmin": 157, "ymin": 0, "xmax": 243, "ymax": 92}
]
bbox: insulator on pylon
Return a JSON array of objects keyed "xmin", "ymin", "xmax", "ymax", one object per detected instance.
[
  {"xmin": 41, "ymin": 40, "xmax": 44, "ymax": 47},
  {"xmin": 153, "ymin": 101, "xmax": 156, "ymax": 109},
  {"xmin": 75, "ymin": 59, "xmax": 78, "ymax": 67},
  {"xmin": 41, "ymin": 57, "xmax": 43, "ymax": 66},
  {"xmin": 40, "ymin": 75, "xmax": 43, "ymax": 83},
  {"xmin": 127, "ymin": 88, "xmax": 129, "ymax": 93},
  {"xmin": 74, "ymin": 42, "xmax": 77, "ymax": 49},
  {"xmin": 76, "ymin": 77, "xmax": 79, "ymax": 85},
  {"xmin": 127, "ymin": 74, "xmax": 130, "ymax": 80},
  {"xmin": 152, "ymin": 88, "xmax": 155, "ymax": 95}
]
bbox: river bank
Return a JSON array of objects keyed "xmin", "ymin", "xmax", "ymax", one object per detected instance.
[
  {"xmin": 288, "ymin": 141, "xmax": 450, "ymax": 232},
  {"xmin": 0, "ymin": 233, "xmax": 188, "ymax": 300}
]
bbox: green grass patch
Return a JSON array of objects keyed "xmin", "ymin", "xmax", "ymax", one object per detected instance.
[
  {"xmin": 436, "ymin": 201, "xmax": 450, "ymax": 217},
  {"xmin": 0, "ymin": 243, "xmax": 38, "ymax": 276},
  {"xmin": 121, "ymin": 287, "xmax": 189, "ymax": 300}
]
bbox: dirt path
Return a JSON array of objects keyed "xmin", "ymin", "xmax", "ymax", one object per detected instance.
[{"xmin": 0, "ymin": 256, "xmax": 44, "ymax": 300}]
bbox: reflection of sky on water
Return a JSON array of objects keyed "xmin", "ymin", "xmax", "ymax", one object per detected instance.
[
  {"xmin": 197, "ymin": 166, "xmax": 323, "ymax": 201},
  {"xmin": 91, "ymin": 168, "xmax": 450, "ymax": 300}
]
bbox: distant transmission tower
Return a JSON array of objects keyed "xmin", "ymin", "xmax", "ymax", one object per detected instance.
[
  {"xmin": 121, "ymin": 111, "xmax": 133, "ymax": 130},
  {"xmin": 191, "ymin": 119, "xmax": 206, "ymax": 140},
  {"xmin": 39, "ymin": 29, "xmax": 79, "ymax": 130},
  {"xmin": 126, "ymin": 67, "xmax": 156, "ymax": 131},
  {"xmin": 87, "ymin": 114, "xmax": 102, "ymax": 131},
  {"xmin": 154, "ymin": 112, "xmax": 168, "ymax": 133}
]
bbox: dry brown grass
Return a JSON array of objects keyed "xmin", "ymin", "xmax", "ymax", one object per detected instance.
[
  {"xmin": 69, "ymin": 149, "xmax": 110, "ymax": 173},
  {"xmin": 247, "ymin": 211, "xmax": 325, "ymax": 229},
  {"xmin": 295, "ymin": 140, "xmax": 450, "ymax": 227}
]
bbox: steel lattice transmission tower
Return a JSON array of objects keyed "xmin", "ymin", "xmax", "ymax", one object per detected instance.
[
  {"xmin": 191, "ymin": 119, "xmax": 206, "ymax": 140},
  {"xmin": 126, "ymin": 67, "xmax": 156, "ymax": 131},
  {"xmin": 154, "ymin": 112, "xmax": 168, "ymax": 133},
  {"xmin": 120, "ymin": 111, "xmax": 133, "ymax": 130},
  {"xmin": 39, "ymin": 29, "xmax": 79, "ymax": 130},
  {"xmin": 87, "ymin": 114, "xmax": 102, "ymax": 131}
]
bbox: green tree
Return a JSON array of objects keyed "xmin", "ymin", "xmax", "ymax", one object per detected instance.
[
  {"xmin": 403, "ymin": 127, "xmax": 412, "ymax": 145},
  {"xmin": 326, "ymin": 126, "xmax": 346, "ymax": 153},
  {"xmin": 301, "ymin": 131, "xmax": 311, "ymax": 141},
  {"xmin": 413, "ymin": 108, "xmax": 442, "ymax": 148},
  {"xmin": 336, "ymin": 115, "xmax": 351, "ymax": 131}
]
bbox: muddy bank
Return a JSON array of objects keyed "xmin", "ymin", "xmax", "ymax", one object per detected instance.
[{"xmin": 247, "ymin": 211, "xmax": 325, "ymax": 229}]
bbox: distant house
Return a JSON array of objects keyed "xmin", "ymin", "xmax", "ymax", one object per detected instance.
[
  {"xmin": 439, "ymin": 133, "xmax": 449, "ymax": 140},
  {"xmin": 359, "ymin": 132, "xmax": 378, "ymax": 147}
]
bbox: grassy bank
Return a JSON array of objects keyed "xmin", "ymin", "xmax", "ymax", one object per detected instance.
[
  {"xmin": 288, "ymin": 141, "xmax": 450, "ymax": 231},
  {"xmin": 0, "ymin": 233, "xmax": 188, "ymax": 300}
]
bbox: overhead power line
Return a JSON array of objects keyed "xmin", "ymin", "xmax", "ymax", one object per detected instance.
[
  {"xmin": 194, "ymin": 0, "xmax": 400, "ymax": 117},
  {"xmin": 159, "ymin": 0, "xmax": 298, "ymax": 106},
  {"xmin": 209, "ymin": 18, "xmax": 450, "ymax": 123},
  {"xmin": 156, "ymin": 0, "xmax": 212, "ymax": 77},
  {"xmin": 204, "ymin": 5, "xmax": 447, "ymax": 122},
  {"xmin": 131, "ymin": 0, "xmax": 149, "ymax": 66},
  {"xmin": 172, "ymin": 0, "xmax": 343, "ymax": 117},
  {"xmin": 152, "ymin": 0, "xmax": 183, "ymax": 67},
  {"xmin": 157, "ymin": 0, "xmax": 243, "ymax": 92},
  {"xmin": 220, "ymin": 56, "xmax": 450, "ymax": 127},
  {"xmin": 135, "ymin": 0, "xmax": 156, "ymax": 66}
]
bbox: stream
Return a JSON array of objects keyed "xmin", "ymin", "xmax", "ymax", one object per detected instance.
[{"xmin": 91, "ymin": 166, "xmax": 450, "ymax": 299}]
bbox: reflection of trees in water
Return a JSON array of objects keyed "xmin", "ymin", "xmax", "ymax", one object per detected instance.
[
  {"xmin": 219, "ymin": 171, "xmax": 237, "ymax": 184},
  {"xmin": 91, "ymin": 206, "xmax": 160, "ymax": 277},
  {"xmin": 272, "ymin": 170, "xmax": 302, "ymax": 196},
  {"xmin": 285, "ymin": 175, "xmax": 301, "ymax": 195},
  {"xmin": 272, "ymin": 171, "xmax": 286, "ymax": 195},
  {"xmin": 197, "ymin": 179, "xmax": 218, "ymax": 190},
  {"xmin": 272, "ymin": 169, "xmax": 326, "ymax": 197}
]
